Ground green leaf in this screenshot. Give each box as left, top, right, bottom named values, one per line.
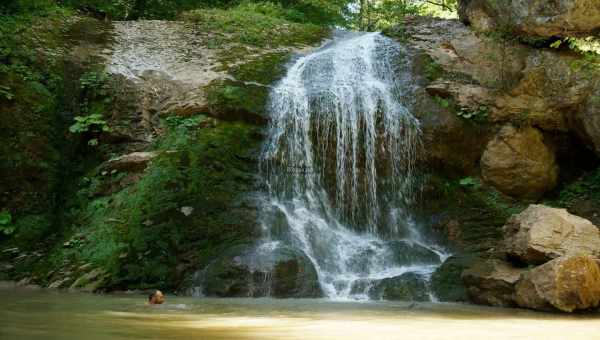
left=2, top=226, right=15, bottom=235
left=459, top=177, right=478, bottom=187
left=0, top=210, right=11, bottom=225
left=550, top=40, right=563, bottom=49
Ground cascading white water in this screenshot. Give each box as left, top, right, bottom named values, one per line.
left=261, top=31, right=447, bottom=300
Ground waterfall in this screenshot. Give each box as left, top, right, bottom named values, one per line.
left=260, top=31, right=447, bottom=300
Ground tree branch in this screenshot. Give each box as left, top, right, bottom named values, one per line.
left=423, top=0, right=453, bottom=11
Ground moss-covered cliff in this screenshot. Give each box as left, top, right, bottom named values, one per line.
left=0, top=5, right=329, bottom=292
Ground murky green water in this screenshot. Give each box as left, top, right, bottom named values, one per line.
left=1, top=284, right=600, bottom=340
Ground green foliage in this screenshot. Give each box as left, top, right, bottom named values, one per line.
left=165, top=115, right=207, bottom=130
left=182, top=6, right=326, bottom=49
left=14, top=215, right=53, bottom=244
left=433, top=96, right=450, bottom=108
left=0, top=85, right=14, bottom=100
left=555, top=168, right=600, bottom=208
left=459, top=177, right=479, bottom=188
left=352, top=0, right=457, bottom=31
left=69, top=114, right=111, bottom=134
left=0, top=211, right=16, bottom=235
left=417, top=0, right=457, bottom=18
left=457, top=105, right=488, bottom=122
left=60, top=120, right=261, bottom=288
left=550, top=36, right=600, bottom=76
left=0, top=0, right=57, bottom=15
left=424, top=56, right=444, bottom=82
left=433, top=96, right=488, bottom=123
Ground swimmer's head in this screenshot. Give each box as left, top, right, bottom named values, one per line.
left=148, top=290, right=165, bottom=305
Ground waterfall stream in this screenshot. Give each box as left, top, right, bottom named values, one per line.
left=261, top=31, right=447, bottom=300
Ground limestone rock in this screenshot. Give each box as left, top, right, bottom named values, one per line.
left=462, top=259, right=526, bottom=307
left=504, top=205, right=600, bottom=264
left=515, top=255, right=600, bottom=312
left=481, top=125, right=558, bottom=198
left=458, top=0, right=600, bottom=38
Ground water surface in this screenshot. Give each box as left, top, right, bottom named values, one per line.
left=2, top=285, right=599, bottom=340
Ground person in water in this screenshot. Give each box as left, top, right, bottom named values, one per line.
left=148, top=290, right=165, bottom=305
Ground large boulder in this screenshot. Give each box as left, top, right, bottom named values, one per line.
left=481, top=125, right=558, bottom=199
left=504, top=205, right=600, bottom=264
left=515, top=255, right=600, bottom=312
left=458, top=0, right=600, bottom=38
left=198, top=243, right=322, bottom=298
left=462, top=259, right=526, bottom=307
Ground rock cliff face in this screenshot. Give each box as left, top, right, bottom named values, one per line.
left=458, top=0, right=600, bottom=38
left=0, top=13, right=328, bottom=294
left=387, top=16, right=599, bottom=182
left=386, top=16, right=599, bottom=309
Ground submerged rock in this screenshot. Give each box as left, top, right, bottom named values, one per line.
left=200, top=244, right=321, bottom=298
left=458, top=0, right=600, bottom=38
left=481, top=125, right=558, bottom=199
left=503, top=205, right=600, bottom=265
left=515, top=255, right=600, bottom=312
left=462, top=259, right=526, bottom=307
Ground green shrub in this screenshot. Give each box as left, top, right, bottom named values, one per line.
left=69, top=113, right=111, bottom=134
left=14, top=215, right=53, bottom=244
left=0, top=211, right=16, bottom=236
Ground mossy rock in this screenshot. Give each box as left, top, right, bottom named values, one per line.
left=205, top=79, right=271, bottom=125
left=430, top=254, right=476, bottom=302
left=369, top=273, right=430, bottom=301
left=201, top=244, right=322, bottom=298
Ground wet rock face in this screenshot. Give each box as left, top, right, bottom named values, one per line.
left=481, top=125, right=558, bottom=199
left=199, top=244, right=322, bottom=298
left=503, top=205, right=600, bottom=264
left=458, top=0, right=600, bottom=38
left=515, top=255, right=600, bottom=312
left=462, top=259, right=526, bottom=307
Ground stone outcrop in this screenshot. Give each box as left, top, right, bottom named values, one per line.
left=462, top=259, right=526, bottom=307
left=458, top=0, right=600, bottom=38
left=463, top=205, right=600, bottom=312
left=104, top=151, right=158, bottom=172
left=515, top=255, right=600, bottom=312
left=481, top=125, right=558, bottom=198
left=503, top=205, right=600, bottom=264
